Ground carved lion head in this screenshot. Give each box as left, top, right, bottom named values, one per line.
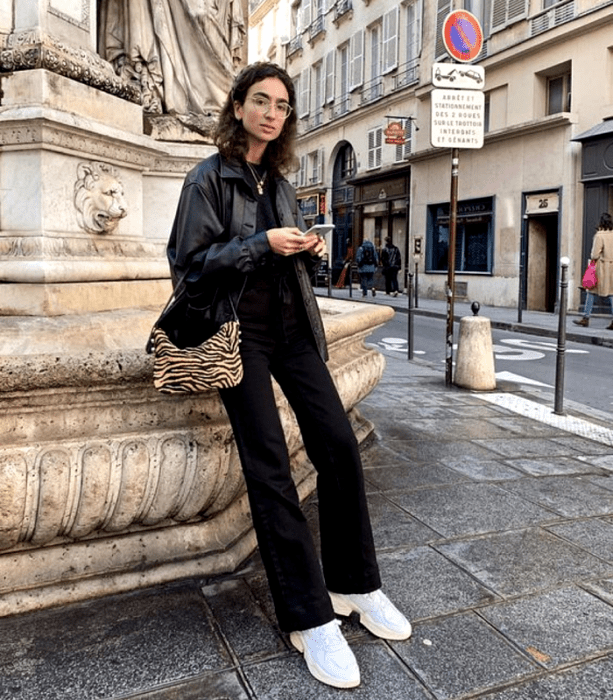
left=74, top=161, right=128, bottom=235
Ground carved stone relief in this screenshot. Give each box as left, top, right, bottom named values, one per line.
left=74, top=161, right=127, bottom=235
left=0, top=29, right=140, bottom=103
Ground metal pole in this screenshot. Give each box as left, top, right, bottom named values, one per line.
left=446, top=149, right=459, bottom=386
left=554, top=257, right=570, bottom=415
left=407, top=272, right=414, bottom=360
left=518, top=216, right=526, bottom=324
left=414, top=260, right=419, bottom=308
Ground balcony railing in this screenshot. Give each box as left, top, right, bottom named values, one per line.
left=287, top=34, right=302, bottom=57
left=530, top=0, right=575, bottom=36
left=300, top=109, right=325, bottom=133
left=331, top=95, right=351, bottom=119
left=334, top=0, right=352, bottom=22
left=360, top=77, right=384, bottom=105
left=393, top=59, right=419, bottom=91
left=308, top=14, right=325, bottom=42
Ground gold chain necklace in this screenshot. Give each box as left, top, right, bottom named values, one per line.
left=246, top=161, right=267, bottom=195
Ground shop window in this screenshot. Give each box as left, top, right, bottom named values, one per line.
left=426, top=198, right=493, bottom=273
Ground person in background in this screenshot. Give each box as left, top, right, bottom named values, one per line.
left=356, top=238, right=378, bottom=297
left=381, top=237, right=402, bottom=297
left=574, top=212, right=613, bottom=329
left=166, top=62, right=411, bottom=690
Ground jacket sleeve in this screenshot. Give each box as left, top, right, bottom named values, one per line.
left=590, top=232, right=604, bottom=262
left=167, top=178, right=270, bottom=288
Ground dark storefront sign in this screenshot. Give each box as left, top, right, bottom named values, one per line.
left=298, top=192, right=326, bottom=222
left=427, top=197, right=493, bottom=274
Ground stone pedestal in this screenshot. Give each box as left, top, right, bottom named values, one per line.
left=0, top=299, right=394, bottom=617
left=0, top=67, right=211, bottom=316
left=0, top=2, right=391, bottom=619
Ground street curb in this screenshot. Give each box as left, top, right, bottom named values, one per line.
left=316, top=291, right=613, bottom=349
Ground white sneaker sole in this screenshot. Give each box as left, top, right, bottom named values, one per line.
left=329, top=592, right=412, bottom=641
left=289, top=631, right=360, bottom=689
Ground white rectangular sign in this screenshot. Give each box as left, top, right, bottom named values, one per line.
left=431, top=89, right=484, bottom=149
left=433, top=63, right=485, bottom=90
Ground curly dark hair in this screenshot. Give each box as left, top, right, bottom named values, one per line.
left=214, top=62, right=299, bottom=176
left=598, top=212, right=613, bottom=230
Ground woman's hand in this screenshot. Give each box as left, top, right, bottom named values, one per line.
left=266, top=228, right=325, bottom=257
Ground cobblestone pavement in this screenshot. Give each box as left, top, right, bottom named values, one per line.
left=1, top=304, right=613, bottom=700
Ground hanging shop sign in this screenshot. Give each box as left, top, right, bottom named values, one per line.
left=384, top=121, right=406, bottom=145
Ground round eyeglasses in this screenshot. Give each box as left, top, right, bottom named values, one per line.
left=247, top=96, right=293, bottom=119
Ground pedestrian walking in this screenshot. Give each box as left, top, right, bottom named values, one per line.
left=574, top=212, right=613, bottom=329
left=166, top=62, right=411, bottom=690
left=381, top=237, right=402, bottom=296
left=356, top=238, right=378, bottom=297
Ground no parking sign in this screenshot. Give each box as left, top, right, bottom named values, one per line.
left=442, top=10, right=483, bottom=63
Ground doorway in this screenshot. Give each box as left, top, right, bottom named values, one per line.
left=525, top=214, right=559, bottom=312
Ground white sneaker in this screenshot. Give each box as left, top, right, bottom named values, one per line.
left=289, top=619, right=360, bottom=688
left=329, top=589, right=412, bottom=641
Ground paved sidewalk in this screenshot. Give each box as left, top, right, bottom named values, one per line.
left=1, top=308, right=613, bottom=699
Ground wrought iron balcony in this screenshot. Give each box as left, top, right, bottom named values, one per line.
left=308, top=14, right=326, bottom=42
left=331, top=95, right=351, bottom=119
left=287, top=34, right=303, bottom=57
left=360, top=77, right=384, bottom=105
left=334, top=0, right=352, bottom=22
left=393, top=59, right=419, bottom=91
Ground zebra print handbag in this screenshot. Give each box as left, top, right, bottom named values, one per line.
left=146, top=278, right=244, bottom=395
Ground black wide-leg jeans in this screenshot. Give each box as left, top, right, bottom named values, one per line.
left=219, top=319, right=381, bottom=633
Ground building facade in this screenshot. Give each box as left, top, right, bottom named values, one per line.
left=249, top=0, right=613, bottom=312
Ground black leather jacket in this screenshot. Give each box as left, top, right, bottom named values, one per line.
left=167, top=153, right=328, bottom=361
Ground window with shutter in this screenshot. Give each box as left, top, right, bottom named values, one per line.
left=435, top=0, right=452, bottom=60
left=370, top=23, right=381, bottom=82
left=383, top=7, right=399, bottom=73
left=300, top=69, right=310, bottom=117
left=406, top=0, right=422, bottom=63
left=491, top=0, right=527, bottom=33
left=349, top=30, right=364, bottom=91
left=317, top=147, right=324, bottom=183
left=368, top=128, right=382, bottom=169
left=302, top=0, right=312, bottom=29
left=394, top=120, right=413, bottom=163
left=325, top=51, right=335, bottom=104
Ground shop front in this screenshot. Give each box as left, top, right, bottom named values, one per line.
left=348, top=166, right=411, bottom=289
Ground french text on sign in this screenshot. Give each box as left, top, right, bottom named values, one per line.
left=431, top=89, right=485, bottom=149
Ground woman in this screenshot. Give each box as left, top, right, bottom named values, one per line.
left=574, top=212, right=613, bottom=329
left=166, top=62, right=411, bottom=689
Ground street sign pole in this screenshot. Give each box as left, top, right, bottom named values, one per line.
left=446, top=148, right=459, bottom=386
left=433, top=9, right=484, bottom=385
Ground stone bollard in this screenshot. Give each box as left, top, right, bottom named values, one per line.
left=454, top=302, right=496, bottom=391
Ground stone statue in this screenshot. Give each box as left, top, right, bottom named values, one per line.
left=98, top=0, right=245, bottom=140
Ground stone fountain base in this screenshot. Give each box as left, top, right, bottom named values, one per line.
left=0, top=297, right=393, bottom=617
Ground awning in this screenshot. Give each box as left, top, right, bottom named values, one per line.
left=572, top=117, right=613, bottom=142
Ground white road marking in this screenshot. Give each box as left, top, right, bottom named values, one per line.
left=480, top=393, right=613, bottom=446
left=495, top=371, right=552, bottom=388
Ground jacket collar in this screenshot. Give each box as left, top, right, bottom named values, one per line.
left=219, top=155, right=285, bottom=185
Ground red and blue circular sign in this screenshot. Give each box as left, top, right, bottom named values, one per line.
left=443, top=10, right=483, bottom=63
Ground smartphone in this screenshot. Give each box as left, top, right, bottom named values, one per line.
left=302, top=224, right=335, bottom=237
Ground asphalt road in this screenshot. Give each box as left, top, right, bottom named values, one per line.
left=366, top=313, right=613, bottom=415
